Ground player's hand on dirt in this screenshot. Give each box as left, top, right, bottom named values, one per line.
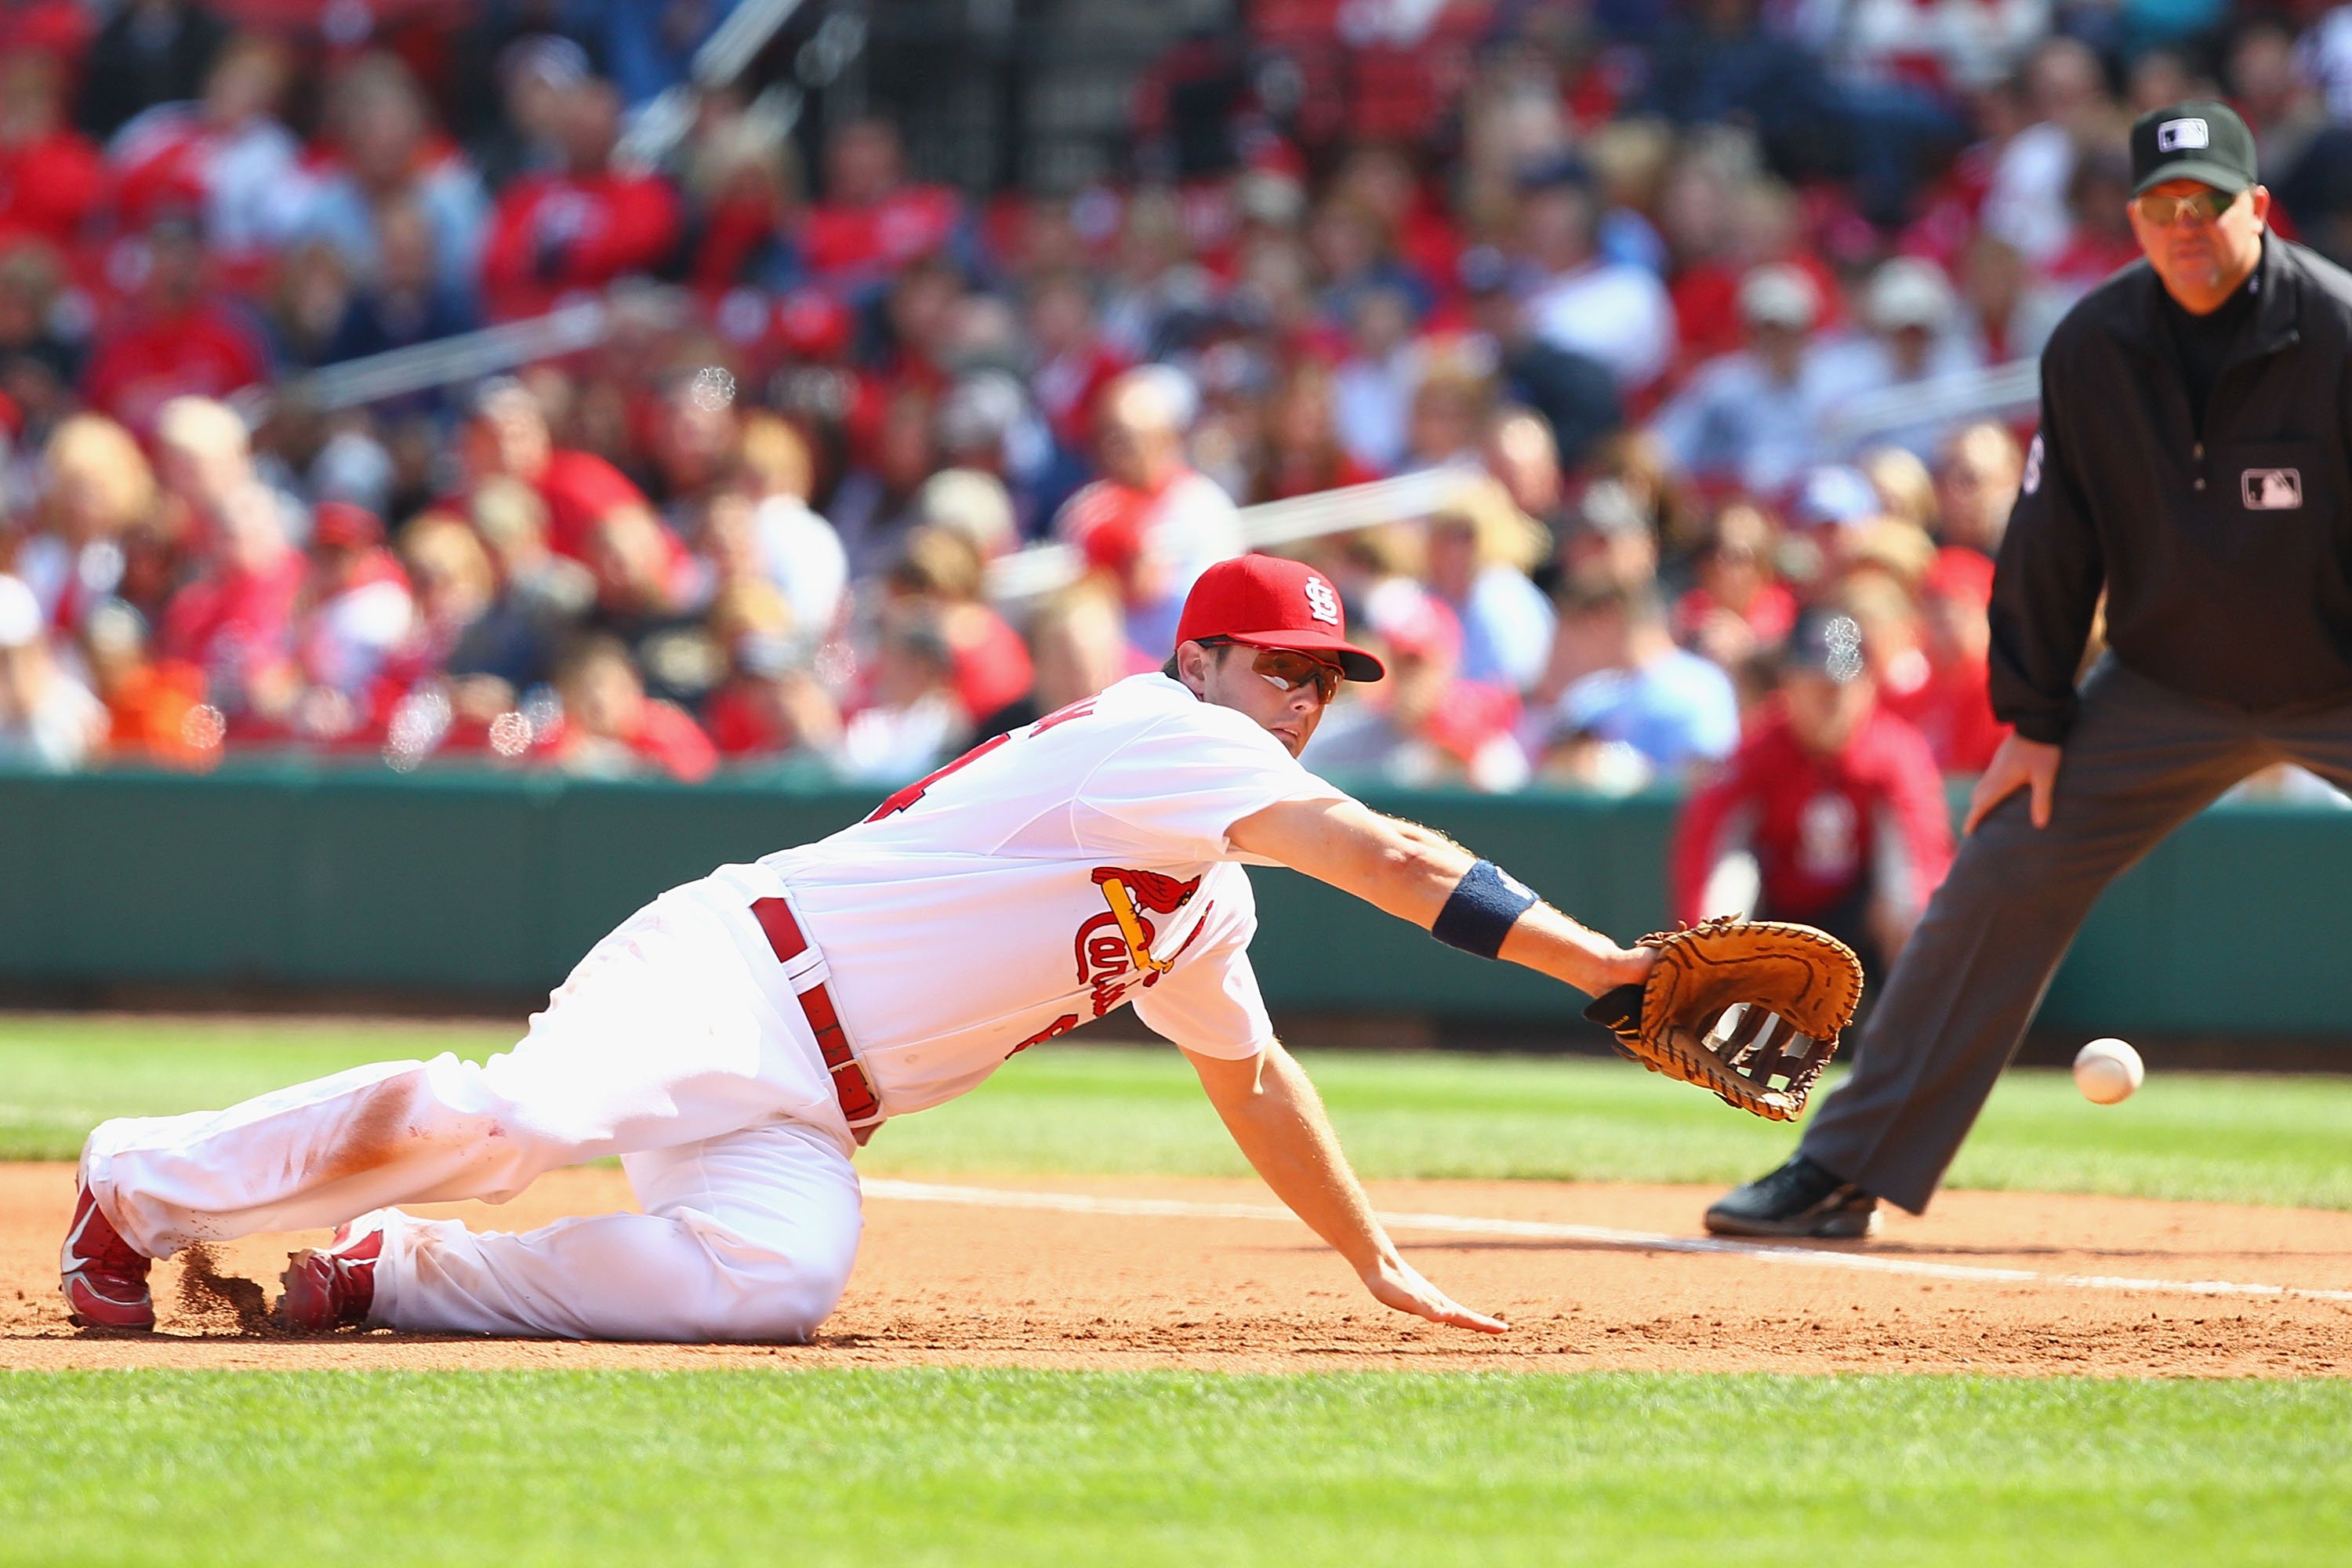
left=1361, top=1255, right=1508, bottom=1334
left=1964, top=734, right=2063, bottom=835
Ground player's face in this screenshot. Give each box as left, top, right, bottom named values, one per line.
left=1181, top=640, right=1341, bottom=756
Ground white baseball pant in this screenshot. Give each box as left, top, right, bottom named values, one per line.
left=81, top=892, right=865, bottom=1342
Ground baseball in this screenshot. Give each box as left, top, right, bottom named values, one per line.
left=2073, top=1037, right=2144, bottom=1105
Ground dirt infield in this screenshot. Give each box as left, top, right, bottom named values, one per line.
left=4, top=1162, right=2347, bottom=1376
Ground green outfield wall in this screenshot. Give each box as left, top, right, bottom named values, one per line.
left=3, top=763, right=2349, bottom=1036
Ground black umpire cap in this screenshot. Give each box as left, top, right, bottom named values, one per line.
left=2129, top=100, right=2259, bottom=196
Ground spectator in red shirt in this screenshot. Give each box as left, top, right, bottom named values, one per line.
left=880, top=524, right=1033, bottom=727
left=157, top=478, right=303, bottom=726
left=535, top=632, right=717, bottom=782
left=80, top=211, right=268, bottom=434
left=288, top=502, right=415, bottom=742
left=0, top=49, right=102, bottom=249
left=799, top=117, right=965, bottom=295
left=1025, top=270, right=1127, bottom=453
left=1877, top=546, right=2009, bottom=775
left=462, top=376, right=680, bottom=565
left=479, top=76, right=681, bottom=320
left=1673, top=610, right=1954, bottom=978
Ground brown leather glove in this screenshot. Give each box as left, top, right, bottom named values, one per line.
left=1582, top=917, right=1864, bottom=1121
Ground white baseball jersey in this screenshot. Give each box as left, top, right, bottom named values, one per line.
left=679, top=673, right=1353, bottom=1118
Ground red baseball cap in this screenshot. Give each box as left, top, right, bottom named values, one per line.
left=1174, top=554, right=1385, bottom=682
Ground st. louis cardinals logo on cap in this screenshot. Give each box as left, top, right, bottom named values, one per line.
left=2157, top=118, right=2209, bottom=151
left=1303, top=575, right=1341, bottom=626
left=2242, top=468, right=2303, bottom=510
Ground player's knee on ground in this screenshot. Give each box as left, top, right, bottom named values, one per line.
left=676, top=1223, right=858, bottom=1343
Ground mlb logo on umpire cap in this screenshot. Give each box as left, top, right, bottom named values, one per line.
left=2241, top=468, right=2303, bottom=510
left=2157, top=118, right=2209, bottom=151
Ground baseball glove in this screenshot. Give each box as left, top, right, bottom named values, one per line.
left=1581, top=917, right=1863, bottom=1121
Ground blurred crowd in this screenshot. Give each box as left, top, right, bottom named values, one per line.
left=3, top=0, right=2350, bottom=794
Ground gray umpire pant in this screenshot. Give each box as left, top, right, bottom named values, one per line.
left=1798, top=654, right=2352, bottom=1214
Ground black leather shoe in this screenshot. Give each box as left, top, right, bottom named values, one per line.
left=1704, top=1154, right=1879, bottom=1239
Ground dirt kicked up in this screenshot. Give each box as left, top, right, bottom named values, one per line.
left=4, top=1163, right=2348, bottom=1377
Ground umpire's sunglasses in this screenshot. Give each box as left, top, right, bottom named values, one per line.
left=2134, top=187, right=2242, bottom=226
left=1198, top=638, right=1345, bottom=703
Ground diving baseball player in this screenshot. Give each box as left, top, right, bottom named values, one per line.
left=64, top=554, right=1679, bottom=1342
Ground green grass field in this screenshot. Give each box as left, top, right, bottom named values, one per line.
left=7, top=1013, right=2349, bottom=1565
left=5, top=1014, right=2348, bottom=1207
left=3, top=1370, right=2348, bottom=1567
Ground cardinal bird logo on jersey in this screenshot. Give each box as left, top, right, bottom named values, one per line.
left=1072, top=867, right=1207, bottom=1018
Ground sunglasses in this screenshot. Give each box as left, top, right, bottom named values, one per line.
left=2134, top=187, right=2241, bottom=226
left=1200, top=638, right=1345, bottom=702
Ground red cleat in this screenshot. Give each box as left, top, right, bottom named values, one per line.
left=60, top=1181, right=155, bottom=1331
left=279, top=1221, right=385, bottom=1332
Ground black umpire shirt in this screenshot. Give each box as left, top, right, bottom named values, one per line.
left=1987, top=237, right=2352, bottom=742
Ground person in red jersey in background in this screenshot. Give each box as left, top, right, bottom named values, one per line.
left=799, top=117, right=966, bottom=295
left=479, top=76, right=680, bottom=320
left=80, top=210, right=267, bottom=434
left=0, top=48, right=102, bottom=250
left=1671, top=609, right=1953, bottom=982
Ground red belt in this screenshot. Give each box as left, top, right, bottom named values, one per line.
left=750, top=896, right=883, bottom=1146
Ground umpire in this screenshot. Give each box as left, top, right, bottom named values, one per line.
left=1707, top=100, right=2352, bottom=1237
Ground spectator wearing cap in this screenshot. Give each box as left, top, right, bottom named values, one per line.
left=1671, top=608, right=1953, bottom=983
left=1302, top=579, right=1529, bottom=793
left=1054, top=368, right=1243, bottom=662
left=0, top=570, right=105, bottom=770
left=535, top=632, right=717, bottom=783
left=1540, top=579, right=1739, bottom=780
left=480, top=76, right=681, bottom=321
left=1812, top=257, right=1984, bottom=465
left=1421, top=474, right=1555, bottom=695
left=296, top=53, right=492, bottom=314
left=1650, top=263, right=1844, bottom=495
left=1517, top=162, right=1678, bottom=395
left=79, top=210, right=269, bottom=434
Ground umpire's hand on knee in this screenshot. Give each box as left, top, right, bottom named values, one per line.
left=1964, top=735, right=2063, bottom=835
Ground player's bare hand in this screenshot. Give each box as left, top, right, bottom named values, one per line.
left=1361, top=1256, right=1509, bottom=1334
left=1964, top=734, right=2063, bottom=835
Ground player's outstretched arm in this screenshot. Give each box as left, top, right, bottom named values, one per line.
left=1226, top=796, right=1653, bottom=996
left=1184, top=1040, right=1506, bottom=1334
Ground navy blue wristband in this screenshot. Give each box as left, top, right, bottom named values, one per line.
left=1431, top=859, right=1540, bottom=959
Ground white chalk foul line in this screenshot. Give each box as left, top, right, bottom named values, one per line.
left=861, top=1178, right=2352, bottom=1306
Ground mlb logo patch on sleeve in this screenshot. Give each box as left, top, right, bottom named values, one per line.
left=2158, top=118, right=2209, bottom=151
left=2241, top=468, right=2303, bottom=510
